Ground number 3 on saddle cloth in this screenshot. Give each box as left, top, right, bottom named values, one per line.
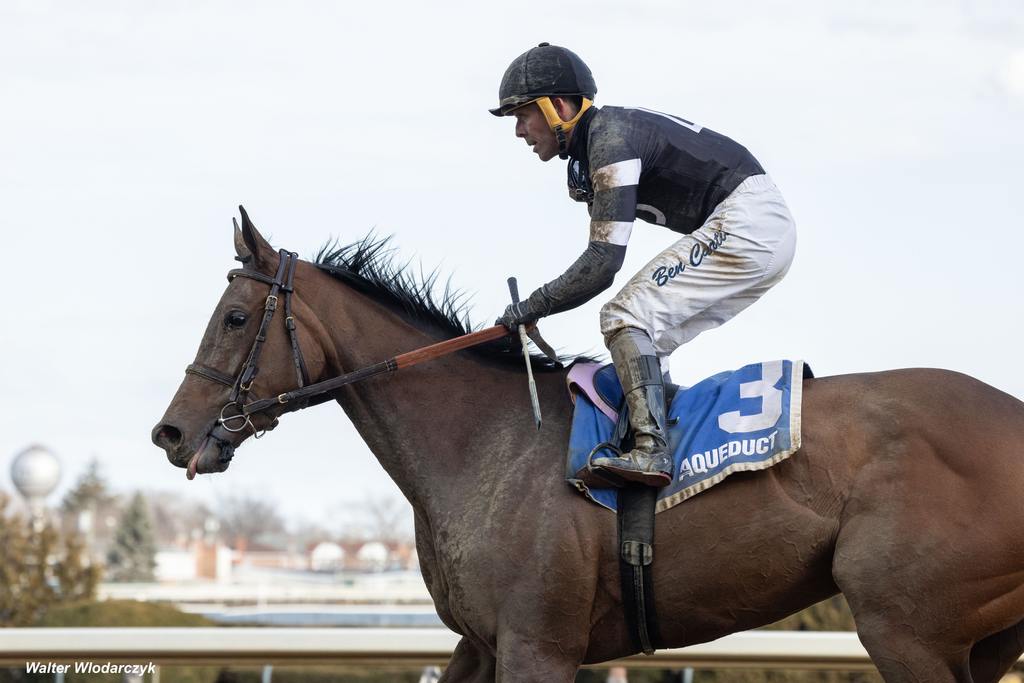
left=565, top=359, right=813, bottom=513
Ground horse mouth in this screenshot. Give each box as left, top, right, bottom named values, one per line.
left=186, top=434, right=235, bottom=480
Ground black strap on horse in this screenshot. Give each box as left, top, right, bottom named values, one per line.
left=618, top=483, right=662, bottom=655
left=607, top=395, right=664, bottom=656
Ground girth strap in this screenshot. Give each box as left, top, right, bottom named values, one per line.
left=618, top=483, right=662, bottom=655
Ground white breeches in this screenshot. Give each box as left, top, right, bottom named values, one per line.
left=600, top=174, right=796, bottom=359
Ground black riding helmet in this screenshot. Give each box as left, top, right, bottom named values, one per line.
left=489, top=42, right=597, bottom=117
left=490, top=43, right=597, bottom=159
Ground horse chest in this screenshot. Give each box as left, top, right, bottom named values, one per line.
left=416, top=525, right=500, bottom=635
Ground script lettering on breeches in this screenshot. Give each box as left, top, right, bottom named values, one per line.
left=650, top=230, right=729, bottom=287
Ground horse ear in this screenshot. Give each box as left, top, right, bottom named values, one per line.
left=233, top=217, right=253, bottom=265
left=234, top=205, right=275, bottom=268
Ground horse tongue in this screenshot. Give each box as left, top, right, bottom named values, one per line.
left=186, top=437, right=210, bottom=480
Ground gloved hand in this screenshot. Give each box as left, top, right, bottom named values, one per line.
left=496, top=300, right=539, bottom=330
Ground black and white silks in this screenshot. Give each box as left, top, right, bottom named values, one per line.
left=518, top=106, right=766, bottom=322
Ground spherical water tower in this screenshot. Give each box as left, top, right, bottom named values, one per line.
left=10, top=443, right=61, bottom=531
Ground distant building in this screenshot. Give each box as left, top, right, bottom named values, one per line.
left=154, top=540, right=232, bottom=582
left=232, top=537, right=307, bottom=571
left=334, top=540, right=418, bottom=572
left=356, top=541, right=389, bottom=572
left=310, top=542, right=345, bottom=572
left=150, top=535, right=419, bottom=581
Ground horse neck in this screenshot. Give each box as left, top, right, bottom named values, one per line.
left=297, top=265, right=522, bottom=510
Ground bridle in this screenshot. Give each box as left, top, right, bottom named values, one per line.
left=179, top=246, right=554, bottom=446
left=185, top=249, right=310, bottom=439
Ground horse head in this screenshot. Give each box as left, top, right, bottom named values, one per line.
left=151, top=207, right=331, bottom=479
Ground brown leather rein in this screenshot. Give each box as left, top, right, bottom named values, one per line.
left=184, top=248, right=514, bottom=438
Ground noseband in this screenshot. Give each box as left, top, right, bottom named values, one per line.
left=185, top=249, right=310, bottom=438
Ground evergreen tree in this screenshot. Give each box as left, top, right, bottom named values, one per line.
left=60, top=458, right=117, bottom=516
left=59, top=458, right=121, bottom=561
left=0, top=492, right=99, bottom=626
left=105, top=491, right=157, bottom=582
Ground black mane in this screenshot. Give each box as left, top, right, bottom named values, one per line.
left=313, top=235, right=593, bottom=371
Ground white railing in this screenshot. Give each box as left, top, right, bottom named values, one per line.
left=98, top=576, right=433, bottom=605
left=0, top=628, right=882, bottom=670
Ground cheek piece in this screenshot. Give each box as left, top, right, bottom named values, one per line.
left=535, top=96, right=593, bottom=160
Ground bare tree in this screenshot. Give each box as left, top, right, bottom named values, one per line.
left=216, top=493, right=287, bottom=550
left=331, top=495, right=413, bottom=544
left=288, top=518, right=334, bottom=551
left=143, top=489, right=214, bottom=547
left=363, top=495, right=413, bottom=544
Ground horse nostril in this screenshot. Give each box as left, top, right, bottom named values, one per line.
left=153, top=424, right=183, bottom=449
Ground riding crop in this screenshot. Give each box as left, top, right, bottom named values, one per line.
left=507, top=277, right=543, bottom=429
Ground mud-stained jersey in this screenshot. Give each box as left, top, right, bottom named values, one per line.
left=511, top=104, right=766, bottom=322
left=568, top=106, right=765, bottom=238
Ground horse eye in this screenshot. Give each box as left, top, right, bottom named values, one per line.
left=224, top=310, right=248, bottom=328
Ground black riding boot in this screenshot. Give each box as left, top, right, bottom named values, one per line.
left=590, top=330, right=673, bottom=488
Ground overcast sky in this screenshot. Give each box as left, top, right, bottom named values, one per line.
left=1, top=0, right=1022, bottom=528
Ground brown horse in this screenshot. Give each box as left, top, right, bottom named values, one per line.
left=153, top=210, right=1024, bottom=682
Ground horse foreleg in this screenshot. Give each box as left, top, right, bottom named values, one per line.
left=969, top=619, right=1024, bottom=683
left=494, top=635, right=582, bottom=683
left=438, top=633, right=581, bottom=683
left=853, top=623, right=972, bottom=683
left=440, top=637, right=496, bottom=683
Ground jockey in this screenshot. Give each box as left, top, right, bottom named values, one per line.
left=493, top=43, right=796, bottom=488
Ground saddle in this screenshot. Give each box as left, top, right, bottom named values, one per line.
left=567, top=361, right=680, bottom=424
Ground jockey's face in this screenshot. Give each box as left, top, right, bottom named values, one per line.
left=513, top=98, right=577, bottom=162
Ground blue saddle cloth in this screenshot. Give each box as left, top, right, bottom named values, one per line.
left=566, top=359, right=806, bottom=513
